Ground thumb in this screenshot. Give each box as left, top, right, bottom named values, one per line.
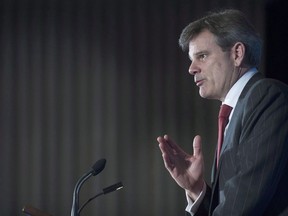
left=193, top=135, right=202, bottom=157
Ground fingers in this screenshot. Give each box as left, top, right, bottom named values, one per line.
left=157, top=135, right=174, bottom=170
left=162, top=135, right=186, bottom=154
left=193, top=135, right=202, bottom=157
left=157, top=135, right=172, bottom=150
left=158, top=135, right=201, bottom=158
left=157, top=135, right=174, bottom=157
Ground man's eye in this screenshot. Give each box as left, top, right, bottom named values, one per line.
left=199, top=54, right=207, bottom=60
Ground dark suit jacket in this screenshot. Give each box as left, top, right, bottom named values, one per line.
left=187, top=73, right=288, bottom=216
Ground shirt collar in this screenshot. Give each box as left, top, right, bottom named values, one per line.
left=223, top=68, right=258, bottom=109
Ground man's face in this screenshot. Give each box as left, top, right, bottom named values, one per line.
left=188, top=30, right=237, bottom=101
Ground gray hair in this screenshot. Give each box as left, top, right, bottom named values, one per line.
left=179, top=9, right=262, bottom=67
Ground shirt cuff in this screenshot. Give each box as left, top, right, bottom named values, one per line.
left=185, top=183, right=207, bottom=216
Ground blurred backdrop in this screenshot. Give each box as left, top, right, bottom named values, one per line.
left=0, top=0, right=285, bottom=215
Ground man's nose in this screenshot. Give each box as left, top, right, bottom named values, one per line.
left=188, top=62, right=200, bottom=75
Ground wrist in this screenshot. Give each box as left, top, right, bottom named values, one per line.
left=186, top=180, right=205, bottom=201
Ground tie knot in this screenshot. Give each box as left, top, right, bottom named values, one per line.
left=219, top=104, right=233, bottom=118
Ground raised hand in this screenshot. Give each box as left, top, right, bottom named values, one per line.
left=157, top=135, right=205, bottom=200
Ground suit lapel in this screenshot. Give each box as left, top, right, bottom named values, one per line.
left=218, top=72, right=264, bottom=167
left=209, top=72, right=264, bottom=213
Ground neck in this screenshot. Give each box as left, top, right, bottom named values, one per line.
left=219, top=66, right=252, bottom=102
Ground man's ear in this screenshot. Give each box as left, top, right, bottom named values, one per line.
left=232, top=42, right=245, bottom=67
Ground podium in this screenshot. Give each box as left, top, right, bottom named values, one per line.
left=22, top=205, right=53, bottom=216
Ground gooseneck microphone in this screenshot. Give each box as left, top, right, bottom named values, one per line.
left=71, top=159, right=106, bottom=216
left=78, top=181, right=124, bottom=214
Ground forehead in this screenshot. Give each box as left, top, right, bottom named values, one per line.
left=188, top=30, right=219, bottom=56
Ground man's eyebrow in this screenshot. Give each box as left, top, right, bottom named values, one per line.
left=194, top=50, right=208, bottom=56
left=189, top=50, right=208, bottom=60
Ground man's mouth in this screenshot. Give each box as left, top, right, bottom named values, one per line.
left=195, top=79, right=204, bottom=86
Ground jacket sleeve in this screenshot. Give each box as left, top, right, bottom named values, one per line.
left=185, top=185, right=212, bottom=216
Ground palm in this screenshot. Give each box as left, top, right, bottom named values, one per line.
left=158, top=135, right=204, bottom=194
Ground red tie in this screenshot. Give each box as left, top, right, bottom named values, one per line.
left=216, top=104, right=233, bottom=168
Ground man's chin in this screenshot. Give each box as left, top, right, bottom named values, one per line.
left=199, top=90, right=217, bottom=100
left=199, top=90, right=208, bottom=98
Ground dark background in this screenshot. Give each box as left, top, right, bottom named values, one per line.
left=0, top=0, right=286, bottom=215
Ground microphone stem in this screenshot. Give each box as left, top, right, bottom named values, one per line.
left=77, top=182, right=123, bottom=214
left=78, top=192, right=104, bottom=214
left=71, top=172, right=93, bottom=216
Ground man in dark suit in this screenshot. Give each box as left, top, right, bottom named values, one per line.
left=157, top=9, right=288, bottom=215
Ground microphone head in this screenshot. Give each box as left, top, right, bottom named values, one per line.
left=91, top=158, right=106, bottom=176
left=103, top=181, right=124, bottom=194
